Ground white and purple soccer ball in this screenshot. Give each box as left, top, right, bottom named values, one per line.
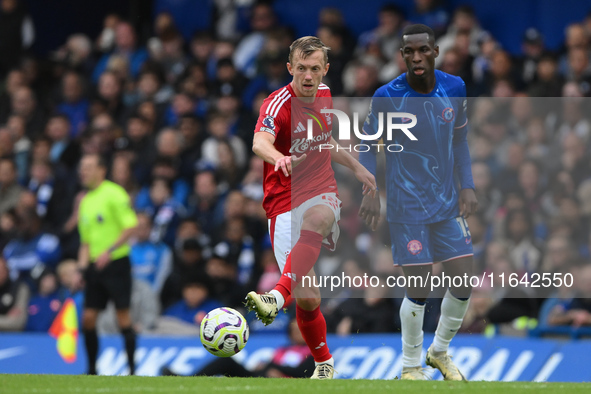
left=200, top=307, right=249, bottom=357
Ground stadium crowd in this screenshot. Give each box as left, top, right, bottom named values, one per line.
left=1, top=0, right=591, bottom=338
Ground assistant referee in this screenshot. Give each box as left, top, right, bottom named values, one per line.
left=77, top=154, right=139, bottom=375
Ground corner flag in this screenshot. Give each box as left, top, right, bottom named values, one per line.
left=49, top=298, right=79, bottom=363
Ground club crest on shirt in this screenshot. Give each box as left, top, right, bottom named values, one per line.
left=407, top=240, right=423, bottom=255
left=442, top=107, right=455, bottom=123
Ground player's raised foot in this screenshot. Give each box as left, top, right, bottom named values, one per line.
left=400, top=366, right=430, bottom=380
left=311, top=363, right=336, bottom=379
left=244, top=291, right=278, bottom=325
left=426, top=346, right=466, bottom=381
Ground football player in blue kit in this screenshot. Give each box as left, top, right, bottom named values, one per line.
left=359, top=24, right=478, bottom=381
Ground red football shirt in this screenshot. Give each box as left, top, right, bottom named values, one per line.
left=254, top=82, right=338, bottom=218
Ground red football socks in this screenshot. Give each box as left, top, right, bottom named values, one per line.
left=296, top=304, right=331, bottom=363
left=274, top=230, right=323, bottom=300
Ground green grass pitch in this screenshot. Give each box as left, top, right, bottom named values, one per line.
left=2, top=375, right=591, bottom=394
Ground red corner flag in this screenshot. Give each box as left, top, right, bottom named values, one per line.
left=49, top=298, right=79, bottom=363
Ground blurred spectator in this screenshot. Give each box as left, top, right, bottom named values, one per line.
left=517, top=159, right=544, bottom=213
left=10, top=86, right=45, bottom=138
left=471, top=31, right=499, bottom=87
left=189, top=30, right=215, bottom=65
left=0, top=209, right=17, bottom=250
left=518, top=28, right=545, bottom=85
left=96, top=71, right=125, bottom=123
left=130, top=212, right=173, bottom=295
left=541, top=235, right=578, bottom=276
left=188, top=170, right=226, bottom=235
left=24, top=269, right=61, bottom=331
left=357, top=4, right=406, bottom=61
left=135, top=156, right=190, bottom=210
left=0, top=69, right=25, bottom=122
left=503, top=208, right=542, bottom=274
left=157, top=28, right=189, bottom=85
left=0, top=126, right=14, bottom=161
left=436, top=6, right=483, bottom=68
left=160, top=238, right=205, bottom=309
left=548, top=264, right=591, bottom=328
left=205, top=254, right=243, bottom=307
left=201, top=112, right=247, bottom=169
left=121, top=112, right=157, bottom=185
left=0, top=256, right=29, bottom=331
left=213, top=217, right=257, bottom=288
left=110, top=154, right=139, bottom=201
left=6, top=114, right=30, bottom=182
left=45, top=114, right=76, bottom=166
left=233, top=3, right=277, bottom=78
left=178, top=114, right=204, bottom=182
left=0, top=158, right=23, bottom=214
left=317, top=24, right=351, bottom=95
left=132, top=68, right=173, bottom=106
left=92, top=21, right=148, bottom=82
left=472, top=161, right=503, bottom=222
left=141, top=177, right=187, bottom=247
left=528, top=53, right=564, bottom=97
left=27, top=158, right=75, bottom=231
left=95, top=14, right=121, bottom=54
left=173, top=218, right=212, bottom=259
left=162, top=276, right=221, bottom=326
left=212, top=58, right=248, bottom=98
left=56, top=259, right=83, bottom=324
left=52, top=34, right=93, bottom=75
left=3, top=208, right=61, bottom=289
left=408, top=0, right=449, bottom=38
left=56, top=71, right=90, bottom=138
left=0, top=0, right=34, bottom=78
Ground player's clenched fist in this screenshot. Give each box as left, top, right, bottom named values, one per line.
left=274, top=154, right=307, bottom=176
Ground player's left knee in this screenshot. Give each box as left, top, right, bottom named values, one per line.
left=296, top=296, right=321, bottom=311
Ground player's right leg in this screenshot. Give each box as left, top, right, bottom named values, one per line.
left=246, top=205, right=333, bottom=323
left=245, top=211, right=291, bottom=324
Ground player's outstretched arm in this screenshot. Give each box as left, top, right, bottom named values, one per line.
left=253, top=132, right=306, bottom=177
left=328, top=137, right=377, bottom=196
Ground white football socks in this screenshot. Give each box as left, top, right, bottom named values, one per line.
left=269, top=289, right=285, bottom=310
left=400, top=297, right=426, bottom=368
left=315, top=356, right=334, bottom=367
left=432, top=289, right=470, bottom=353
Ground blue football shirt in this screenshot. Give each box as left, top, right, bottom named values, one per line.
left=361, top=69, right=472, bottom=224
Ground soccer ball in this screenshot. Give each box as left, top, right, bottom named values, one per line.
left=200, top=307, right=249, bottom=357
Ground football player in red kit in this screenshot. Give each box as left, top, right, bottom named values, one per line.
left=246, top=36, right=376, bottom=379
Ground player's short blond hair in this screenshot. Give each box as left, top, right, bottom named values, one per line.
left=289, top=36, right=330, bottom=65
